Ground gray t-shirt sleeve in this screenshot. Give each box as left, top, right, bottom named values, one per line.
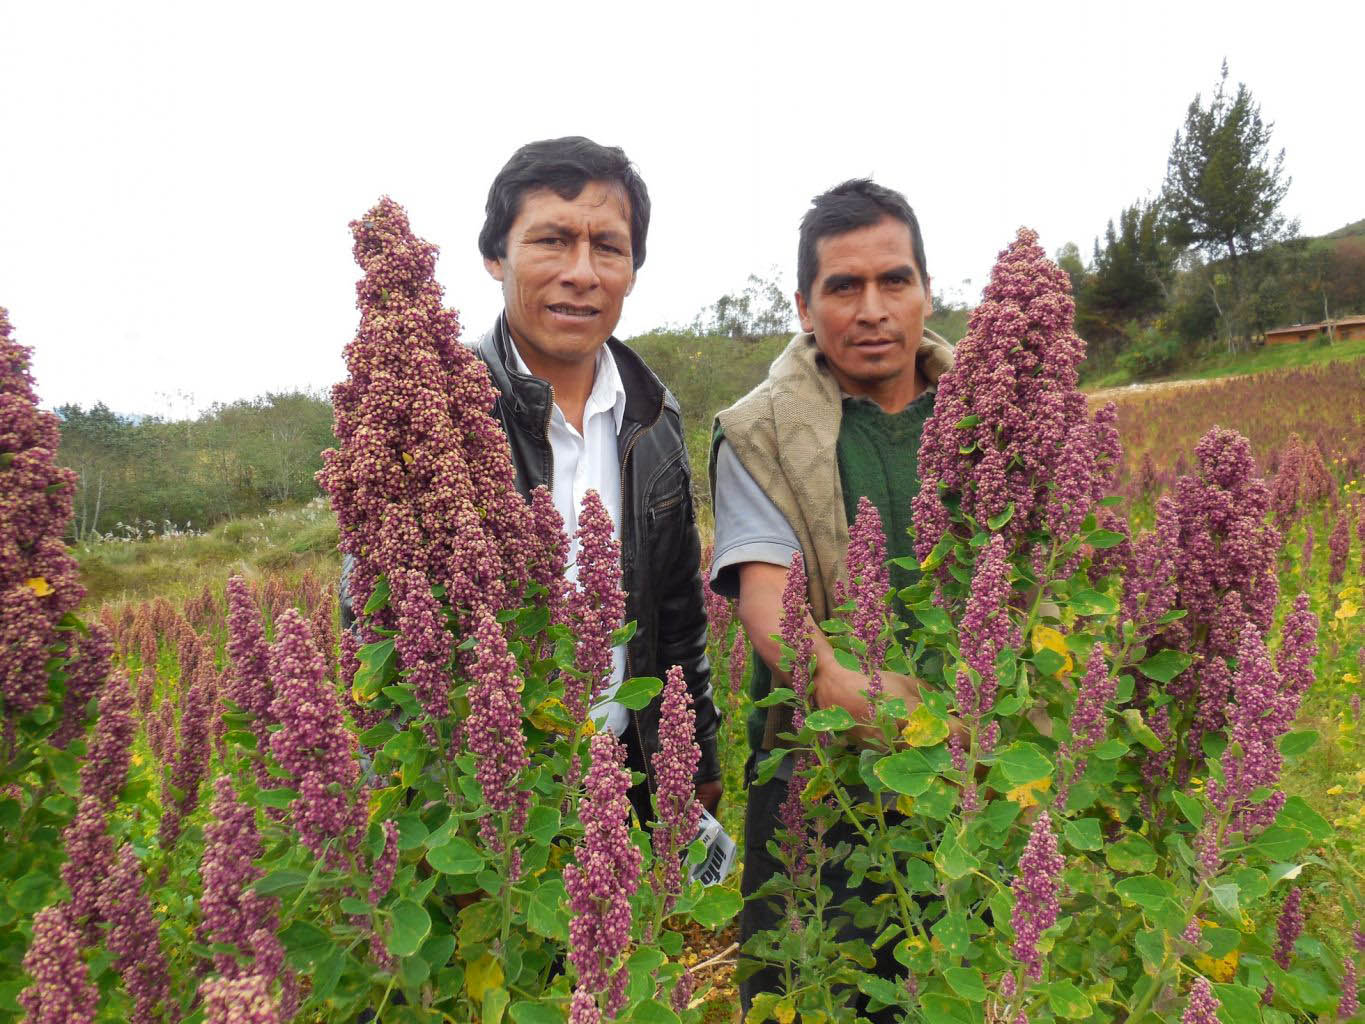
left=710, top=439, right=801, bottom=598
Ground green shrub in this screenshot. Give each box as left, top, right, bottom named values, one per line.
left=1116, top=324, right=1184, bottom=378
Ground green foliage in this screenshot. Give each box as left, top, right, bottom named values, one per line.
left=1162, top=61, right=1292, bottom=270
left=1086, top=201, right=1177, bottom=335
left=626, top=331, right=788, bottom=494
left=687, top=271, right=795, bottom=342
left=1115, top=324, right=1183, bottom=378
left=1162, top=61, right=1295, bottom=348
left=741, top=478, right=1358, bottom=1021
left=926, top=296, right=971, bottom=346
left=74, top=499, right=340, bottom=607
left=56, top=390, right=335, bottom=540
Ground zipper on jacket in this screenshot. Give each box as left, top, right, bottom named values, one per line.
left=621, top=401, right=665, bottom=802
left=647, top=491, right=684, bottom=521
left=541, top=381, right=555, bottom=488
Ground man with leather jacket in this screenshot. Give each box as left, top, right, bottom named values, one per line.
left=341, top=136, right=721, bottom=822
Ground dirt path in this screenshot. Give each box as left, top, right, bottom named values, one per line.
left=1086, top=372, right=1249, bottom=404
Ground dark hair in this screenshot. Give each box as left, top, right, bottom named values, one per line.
left=796, top=178, right=927, bottom=299
left=478, top=136, right=651, bottom=271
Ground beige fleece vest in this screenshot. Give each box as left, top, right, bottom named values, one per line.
left=711, top=329, right=955, bottom=623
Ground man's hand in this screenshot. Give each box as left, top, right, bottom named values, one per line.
left=694, top=779, right=723, bottom=814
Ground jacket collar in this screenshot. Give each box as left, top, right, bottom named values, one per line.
left=475, top=312, right=670, bottom=434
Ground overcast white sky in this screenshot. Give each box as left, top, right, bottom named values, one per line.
left=2, top=1, right=1361, bottom=417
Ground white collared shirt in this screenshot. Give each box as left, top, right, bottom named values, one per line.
left=509, top=340, right=630, bottom=736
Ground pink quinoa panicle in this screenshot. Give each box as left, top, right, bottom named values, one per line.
left=268, top=608, right=366, bottom=860
left=0, top=306, right=84, bottom=721
left=1339, top=956, right=1359, bottom=1019
left=671, top=968, right=696, bottom=1014
left=1208, top=605, right=1318, bottom=838
left=1120, top=495, right=1180, bottom=644
left=1269, top=433, right=1334, bottom=532
left=566, top=489, right=627, bottom=715
left=955, top=534, right=1018, bottom=720
left=728, top=627, right=747, bottom=696
left=200, top=776, right=278, bottom=978
left=526, top=484, right=572, bottom=619
left=159, top=660, right=216, bottom=852
left=1181, top=978, right=1221, bottom=1024
left=1273, top=887, right=1305, bottom=969
left=565, top=731, right=642, bottom=1019
left=650, top=665, right=702, bottom=910
left=389, top=566, right=455, bottom=722
left=834, top=496, right=890, bottom=698
left=1147, top=427, right=1281, bottom=767
left=51, top=622, right=114, bottom=749
left=1056, top=642, right=1116, bottom=808
left=98, top=845, right=170, bottom=1024
left=780, top=552, right=815, bottom=701
left=201, top=974, right=281, bottom=1024
left=19, top=903, right=99, bottom=1024
left=1328, top=503, right=1351, bottom=586
left=370, top=820, right=399, bottom=906
left=701, top=542, right=733, bottom=646
left=1356, top=495, right=1365, bottom=576
left=777, top=752, right=812, bottom=875
left=79, top=669, right=136, bottom=810
left=911, top=230, right=1120, bottom=565
left=1010, top=811, right=1064, bottom=982
left=318, top=198, right=536, bottom=660
left=465, top=609, right=532, bottom=854
left=60, top=795, right=115, bottom=936
left=224, top=576, right=273, bottom=724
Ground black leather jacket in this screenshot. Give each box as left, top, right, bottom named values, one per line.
left=342, top=315, right=721, bottom=787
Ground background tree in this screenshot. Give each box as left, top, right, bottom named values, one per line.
left=54, top=390, right=335, bottom=538
left=1089, top=201, right=1175, bottom=326
left=689, top=270, right=795, bottom=341
left=1162, top=61, right=1294, bottom=348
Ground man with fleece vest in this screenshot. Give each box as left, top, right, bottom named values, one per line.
left=708, top=178, right=955, bottom=1019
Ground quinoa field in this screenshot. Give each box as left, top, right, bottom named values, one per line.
left=2, top=207, right=1363, bottom=1023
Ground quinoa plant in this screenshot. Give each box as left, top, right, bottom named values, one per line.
left=743, top=231, right=1359, bottom=1023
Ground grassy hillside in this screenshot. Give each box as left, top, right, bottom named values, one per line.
left=1324, top=217, right=1365, bottom=239
left=76, top=497, right=340, bottom=608
left=1083, top=334, right=1365, bottom=390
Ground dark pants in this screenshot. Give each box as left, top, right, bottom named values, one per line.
left=739, top=756, right=903, bottom=1024
left=620, top=720, right=654, bottom=829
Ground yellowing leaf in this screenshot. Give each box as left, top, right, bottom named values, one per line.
left=1031, top=625, right=1073, bottom=676
left=901, top=704, right=950, bottom=747
left=529, top=697, right=573, bottom=734
left=369, top=785, right=399, bottom=823
left=896, top=794, right=917, bottom=816
left=1193, top=949, right=1239, bottom=982
left=774, top=997, right=796, bottom=1024
left=25, top=577, right=53, bottom=597
left=1336, top=600, right=1359, bottom=620
left=802, top=775, right=832, bottom=802
left=352, top=682, right=375, bottom=705
left=1007, top=776, right=1052, bottom=809
left=465, top=952, right=503, bottom=1002
left=401, top=451, right=414, bottom=465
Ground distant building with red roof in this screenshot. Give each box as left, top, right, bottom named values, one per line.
left=1264, top=315, right=1365, bottom=344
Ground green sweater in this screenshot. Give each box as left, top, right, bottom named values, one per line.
left=741, top=391, right=935, bottom=754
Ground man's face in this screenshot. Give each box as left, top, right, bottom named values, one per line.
left=485, top=181, right=635, bottom=371
left=795, top=217, right=931, bottom=402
